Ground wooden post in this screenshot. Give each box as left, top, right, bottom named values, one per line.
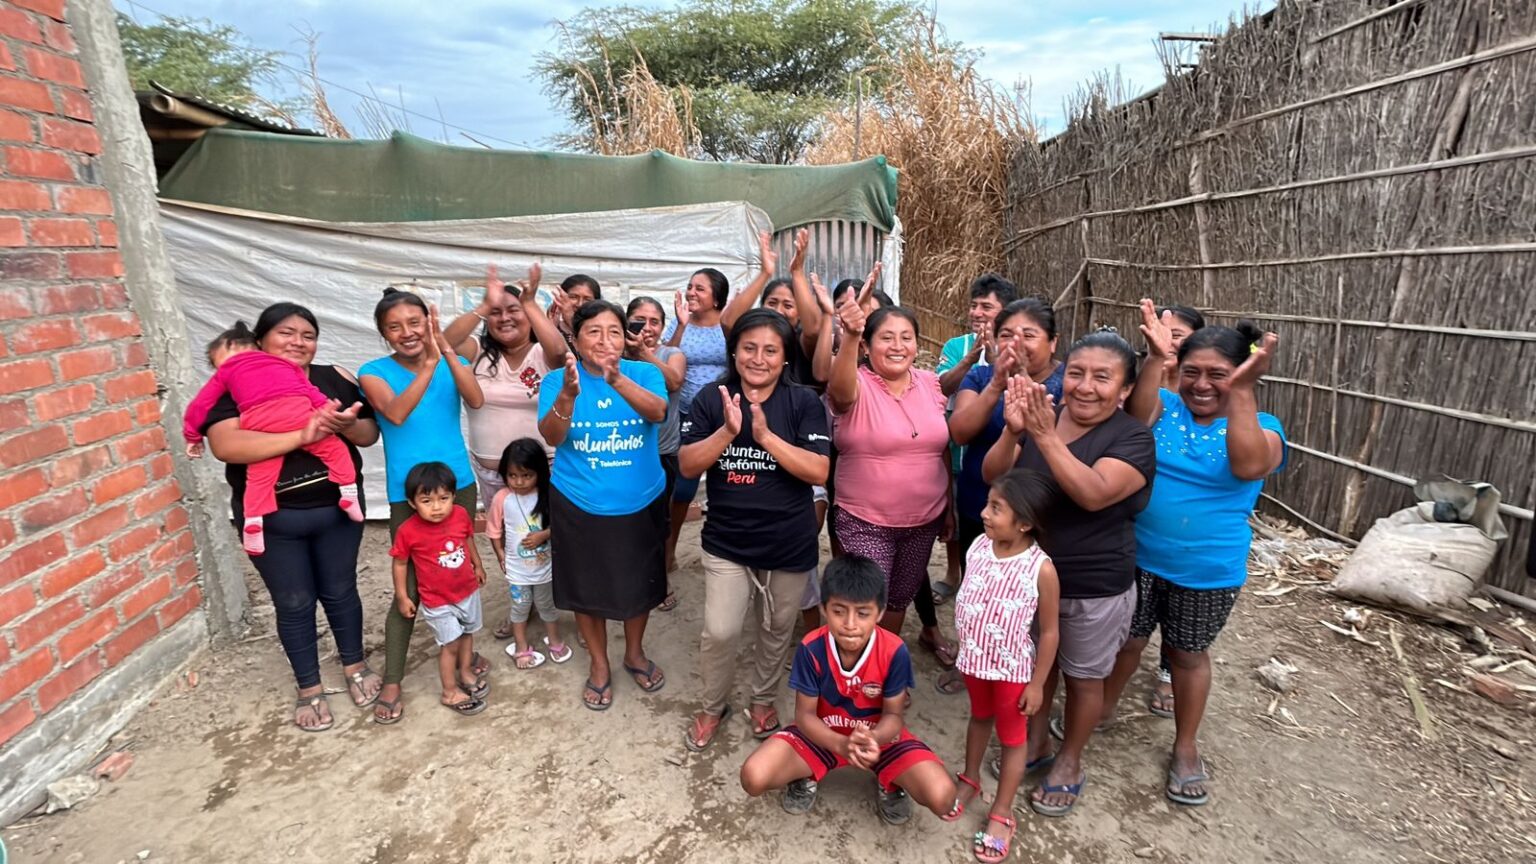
left=1189, top=148, right=1216, bottom=308
left=1329, top=275, right=1343, bottom=454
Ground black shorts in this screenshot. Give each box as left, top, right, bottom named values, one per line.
left=1128, top=568, right=1239, bottom=653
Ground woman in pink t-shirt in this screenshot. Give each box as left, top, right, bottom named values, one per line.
left=826, top=270, right=953, bottom=646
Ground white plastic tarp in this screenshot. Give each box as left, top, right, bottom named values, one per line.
left=159, top=199, right=775, bottom=514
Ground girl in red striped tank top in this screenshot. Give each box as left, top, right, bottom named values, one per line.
left=941, top=469, right=1059, bottom=863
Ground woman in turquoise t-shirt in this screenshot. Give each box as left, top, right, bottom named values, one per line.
left=358, top=288, right=485, bottom=725
left=1105, top=300, right=1286, bottom=807
left=539, top=300, right=669, bottom=711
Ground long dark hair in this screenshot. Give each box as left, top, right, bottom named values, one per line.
left=253, top=302, right=318, bottom=343
left=497, top=438, right=550, bottom=524
left=724, top=308, right=795, bottom=388
left=995, top=298, right=1057, bottom=341
left=693, top=268, right=729, bottom=310
left=1178, top=320, right=1263, bottom=367
left=373, top=287, right=428, bottom=333
left=1067, top=328, right=1138, bottom=384
left=861, top=305, right=919, bottom=345
left=476, top=294, right=537, bottom=379
left=206, top=321, right=256, bottom=367
left=1160, top=305, right=1206, bottom=332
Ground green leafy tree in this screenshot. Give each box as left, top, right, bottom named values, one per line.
left=116, top=13, right=287, bottom=111
left=538, top=0, right=923, bottom=163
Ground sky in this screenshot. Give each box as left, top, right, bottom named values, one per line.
left=114, top=0, right=1273, bottom=151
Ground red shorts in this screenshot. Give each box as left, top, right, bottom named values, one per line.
left=774, top=725, right=940, bottom=792
left=963, top=675, right=1030, bottom=748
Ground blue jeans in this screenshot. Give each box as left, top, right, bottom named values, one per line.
left=249, top=505, right=366, bottom=689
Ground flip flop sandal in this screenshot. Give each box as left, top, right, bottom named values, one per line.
left=543, top=637, right=574, bottom=663
left=931, top=581, right=958, bottom=606
left=294, top=692, right=334, bottom=733
left=1030, top=773, right=1086, bottom=818
left=623, top=660, right=666, bottom=693
left=1049, top=714, right=1107, bottom=741
left=345, top=665, right=382, bottom=708
left=935, top=669, right=967, bottom=696
left=470, top=652, right=490, bottom=678
left=746, top=704, right=781, bottom=739
left=508, top=647, right=547, bottom=669
left=988, top=751, right=1055, bottom=780
left=941, top=773, right=983, bottom=822
left=972, top=813, right=1016, bottom=864
left=1149, top=687, right=1176, bottom=719
left=493, top=621, right=517, bottom=640
left=460, top=676, right=491, bottom=700
left=1166, top=760, right=1211, bottom=806
left=442, top=695, right=488, bottom=716
left=685, top=705, right=730, bottom=752
left=582, top=679, right=613, bottom=712
left=372, top=695, right=404, bottom=725
left=657, top=592, right=679, bottom=612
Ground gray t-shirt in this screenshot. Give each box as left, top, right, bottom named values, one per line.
left=654, top=345, right=684, bottom=454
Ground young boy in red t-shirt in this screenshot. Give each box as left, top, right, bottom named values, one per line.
left=389, top=461, right=489, bottom=716
left=739, top=556, right=956, bottom=824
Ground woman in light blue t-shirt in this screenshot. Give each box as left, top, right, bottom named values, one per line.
left=1105, top=300, right=1286, bottom=808
left=357, top=288, right=484, bottom=725
left=539, top=300, right=669, bottom=711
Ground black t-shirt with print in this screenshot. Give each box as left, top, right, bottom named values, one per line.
left=1016, top=408, right=1156, bottom=599
left=200, top=364, right=374, bottom=522
left=683, top=380, right=830, bottom=572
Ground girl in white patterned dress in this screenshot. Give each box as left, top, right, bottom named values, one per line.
left=941, top=468, right=1059, bottom=863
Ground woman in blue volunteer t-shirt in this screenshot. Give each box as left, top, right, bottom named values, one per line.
left=1104, top=300, right=1287, bottom=808
left=358, top=288, right=484, bottom=725
left=538, top=300, right=670, bottom=711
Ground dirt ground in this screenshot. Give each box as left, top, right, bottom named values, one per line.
left=5, top=520, right=1535, bottom=864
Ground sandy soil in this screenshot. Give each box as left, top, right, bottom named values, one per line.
left=5, top=521, right=1534, bottom=864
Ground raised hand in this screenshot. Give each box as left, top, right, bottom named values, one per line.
left=987, top=345, right=1019, bottom=393
left=747, top=398, right=771, bottom=443
left=484, top=264, right=508, bottom=307
left=757, top=230, right=779, bottom=275
left=674, top=288, right=688, bottom=324
left=1231, top=331, right=1278, bottom=390
left=426, top=304, right=451, bottom=360
left=600, top=351, right=622, bottom=384
left=1019, top=380, right=1057, bottom=439
left=1002, top=376, right=1028, bottom=435
left=857, top=261, right=882, bottom=310
left=560, top=352, right=581, bottom=399
left=720, top=385, right=743, bottom=436
left=790, top=227, right=809, bottom=271
left=810, top=272, right=834, bottom=315
left=526, top=262, right=542, bottom=296
left=835, top=280, right=867, bottom=337
left=1138, top=298, right=1177, bottom=362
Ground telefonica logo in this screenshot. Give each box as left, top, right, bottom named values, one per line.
left=596, top=398, right=613, bottom=409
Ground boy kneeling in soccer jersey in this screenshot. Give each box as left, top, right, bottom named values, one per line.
left=740, top=556, right=957, bottom=824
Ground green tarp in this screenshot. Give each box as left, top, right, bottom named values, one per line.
left=159, top=129, right=898, bottom=232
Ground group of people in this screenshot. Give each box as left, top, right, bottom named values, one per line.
left=182, top=228, right=1285, bottom=862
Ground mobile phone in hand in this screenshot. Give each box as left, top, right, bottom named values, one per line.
left=627, top=320, right=646, bottom=335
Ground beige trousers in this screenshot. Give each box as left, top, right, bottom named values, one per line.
left=698, top=551, right=812, bottom=714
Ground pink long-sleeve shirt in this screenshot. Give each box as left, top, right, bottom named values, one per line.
left=181, top=351, right=329, bottom=443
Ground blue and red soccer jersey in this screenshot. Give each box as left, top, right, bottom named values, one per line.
left=788, top=626, right=915, bottom=734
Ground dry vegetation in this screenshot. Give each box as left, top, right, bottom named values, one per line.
left=549, top=31, right=702, bottom=158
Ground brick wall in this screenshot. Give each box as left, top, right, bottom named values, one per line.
left=0, top=0, right=200, bottom=751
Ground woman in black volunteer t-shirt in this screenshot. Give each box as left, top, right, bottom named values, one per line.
left=199, top=303, right=383, bottom=733
left=981, top=329, right=1156, bottom=818
left=678, top=309, right=830, bottom=751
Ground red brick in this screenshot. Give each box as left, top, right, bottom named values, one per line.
left=36, top=283, right=97, bottom=314
left=103, top=370, right=157, bottom=403
left=93, top=750, right=133, bottom=781
left=0, top=649, right=52, bottom=705
left=39, top=547, right=102, bottom=597
left=100, top=281, right=125, bottom=308
left=0, top=75, right=51, bottom=112
left=14, top=0, right=66, bottom=22
left=0, top=581, right=36, bottom=625
left=0, top=531, right=64, bottom=586
left=30, top=381, right=94, bottom=420
left=131, top=480, right=181, bottom=519
left=163, top=503, right=188, bottom=532
left=11, top=318, right=78, bottom=355
left=67, top=503, right=126, bottom=548
left=19, top=487, right=86, bottom=531
left=38, top=654, right=102, bottom=713
left=0, top=700, right=35, bottom=748
left=57, top=607, right=115, bottom=663
left=121, top=573, right=169, bottom=621
left=111, top=427, right=164, bottom=462
left=66, top=250, right=122, bottom=279
left=0, top=466, right=46, bottom=508
left=0, top=250, right=59, bottom=279
left=42, top=19, right=73, bottom=52
left=0, top=177, right=49, bottom=211
left=0, top=9, right=43, bottom=44
left=96, top=219, right=117, bottom=247
left=0, top=399, right=27, bottom=432
left=173, top=557, right=198, bottom=588
left=158, top=585, right=201, bottom=628
left=3, top=146, right=73, bottom=180
left=71, top=408, right=130, bottom=445
left=20, top=48, right=82, bottom=87
left=0, top=215, right=21, bottom=245
left=0, top=515, right=13, bottom=550
left=58, top=345, right=114, bottom=380
left=147, top=452, right=174, bottom=480
left=46, top=444, right=108, bottom=485
left=0, top=108, right=31, bottom=142
left=27, top=217, right=92, bottom=247
left=81, top=311, right=138, bottom=341
left=40, top=117, right=98, bottom=154
left=107, top=522, right=159, bottom=562
left=147, top=530, right=193, bottom=569
left=122, top=341, right=147, bottom=367
left=56, top=87, right=89, bottom=121
left=0, top=42, right=10, bottom=71
left=12, top=595, right=81, bottom=652
left=88, top=562, right=141, bottom=607
left=55, top=185, right=110, bottom=215
left=0, top=287, right=29, bottom=319
left=104, top=614, right=158, bottom=666
left=92, top=464, right=146, bottom=505
left=0, top=357, right=54, bottom=394
left=0, top=423, right=67, bottom=466
left=132, top=397, right=159, bottom=426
